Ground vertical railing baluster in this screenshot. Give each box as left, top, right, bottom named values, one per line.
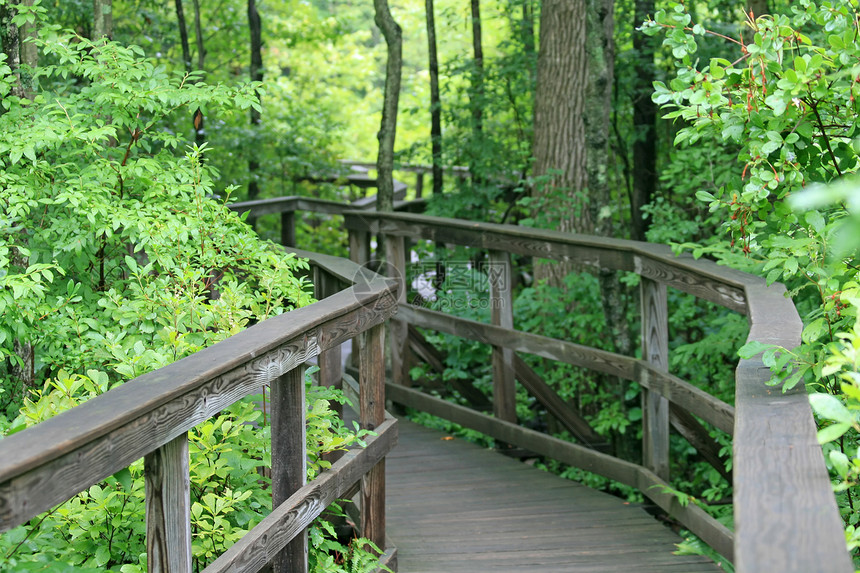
left=271, top=366, right=307, bottom=572
left=358, top=323, right=386, bottom=551
left=386, top=234, right=408, bottom=387
left=415, top=172, right=424, bottom=198
left=145, top=433, right=192, bottom=573
left=641, top=278, right=670, bottom=480
left=489, top=250, right=516, bottom=424
left=281, top=210, right=296, bottom=248
left=348, top=229, right=370, bottom=267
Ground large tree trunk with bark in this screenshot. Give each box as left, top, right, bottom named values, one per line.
left=532, top=0, right=588, bottom=283
left=93, top=0, right=112, bottom=39
left=426, top=0, right=443, bottom=196
left=373, top=0, right=402, bottom=213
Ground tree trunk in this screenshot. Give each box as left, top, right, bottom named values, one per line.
left=192, top=0, right=206, bottom=148
left=373, top=0, right=402, bottom=213
left=631, top=0, right=657, bottom=242
left=532, top=0, right=588, bottom=283
left=175, top=0, right=192, bottom=72
left=426, top=0, right=443, bottom=196
left=470, top=0, right=484, bottom=159
left=248, top=0, right=263, bottom=216
left=93, top=0, right=112, bottom=39
left=585, top=0, right=614, bottom=236
left=1, top=0, right=25, bottom=100
left=192, top=0, right=204, bottom=70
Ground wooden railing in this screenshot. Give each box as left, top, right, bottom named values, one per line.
left=0, top=249, right=399, bottom=572
left=333, top=209, right=850, bottom=573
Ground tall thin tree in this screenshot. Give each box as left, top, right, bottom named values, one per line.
left=373, top=0, right=402, bottom=212
left=175, top=0, right=192, bottom=73
left=248, top=0, right=263, bottom=214
left=426, top=0, right=443, bottom=196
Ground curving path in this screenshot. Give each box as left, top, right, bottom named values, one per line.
left=385, top=419, right=724, bottom=573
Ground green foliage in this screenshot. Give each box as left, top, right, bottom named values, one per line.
left=0, top=12, right=380, bottom=571
left=645, top=0, right=860, bottom=560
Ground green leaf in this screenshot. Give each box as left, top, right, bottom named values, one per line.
left=112, top=467, right=132, bottom=490
left=817, top=422, right=851, bottom=444
left=738, top=340, right=770, bottom=359
left=810, top=393, right=853, bottom=424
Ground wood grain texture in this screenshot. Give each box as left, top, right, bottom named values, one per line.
left=399, top=304, right=637, bottom=380
left=359, top=323, right=387, bottom=550
left=271, top=367, right=307, bottom=573
left=0, top=280, right=397, bottom=531
left=489, top=250, right=517, bottom=423
left=342, top=211, right=748, bottom=310
left=387, top=418, right=723, bottom=572
left=145, top=433, right=192, bottom=573
left=385, top=386, right=732, bottom=562
left=732, top=280, right=851, bottom=571
left=399, top=303, right=734, bottom=433
left=641, top=278, right=670, bottom=481
left=203, top=417, right=397, bottom=573
left=386, top=235, right=409, bottom=388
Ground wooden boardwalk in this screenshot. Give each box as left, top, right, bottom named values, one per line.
left=385, top=419, right=724, bottom=573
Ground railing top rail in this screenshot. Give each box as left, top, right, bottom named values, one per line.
left=0, top=251, right=398, bottom=531
left=340, top=208, right=851, bottom=572
left=344, top=210, right=751, bottom=313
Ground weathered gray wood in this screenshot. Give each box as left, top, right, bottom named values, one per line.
left=386, top=235, right=409, bottom=388
left=512, top=355, right=608, bottom=450
left=734, top=285, right=852, bottom=572
left=399, top=303, right=637, bottom=380
left=359, top=323, right=387, bottom=551
left=203, top=417, right=397, bottom=573
left=669, top=405, right=731, bottom=483
left=0, top=280, right=397, bottom=531
left=635, top=363, right=734, bottom=435
left=641, top=278, right=670, bottom=481
left=271, top=367, right=307, bottom=573
left=343, top=211, right=748, bottom=311
left=281, top=211, right=296, bottom=247
left=489, top=250, right=516, bottom=424
left=398, top=303, right=734, bottom=433
left=385, top=385, right=733, bottom=564
left=387, top=418, right=723, bottom=572
left=145, top=433, right=192, bottom=573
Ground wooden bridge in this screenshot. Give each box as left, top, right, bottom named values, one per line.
left=0, top=182, right=853, bottom=572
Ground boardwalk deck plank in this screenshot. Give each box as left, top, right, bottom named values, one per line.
left=385, top=419, right=724, bottom=572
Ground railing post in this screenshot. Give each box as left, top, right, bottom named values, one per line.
left=271, top=366, right=307, bottom=573
left=358, top=323, right=386, bottom=551
left=386, top=234, right=408, bottom=387
left=316, top=270, right=343, bottom=395
left=145, top=433, right=192, bottom=573
left=489, top=250, right=516, bottom=424
left=641, top=278, right=670, bottom=481
left=415, top=172, right=424, bottom=198
left=281, top=210, right=296, bottom=247
left=348, top=228, right=370, bottom=267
